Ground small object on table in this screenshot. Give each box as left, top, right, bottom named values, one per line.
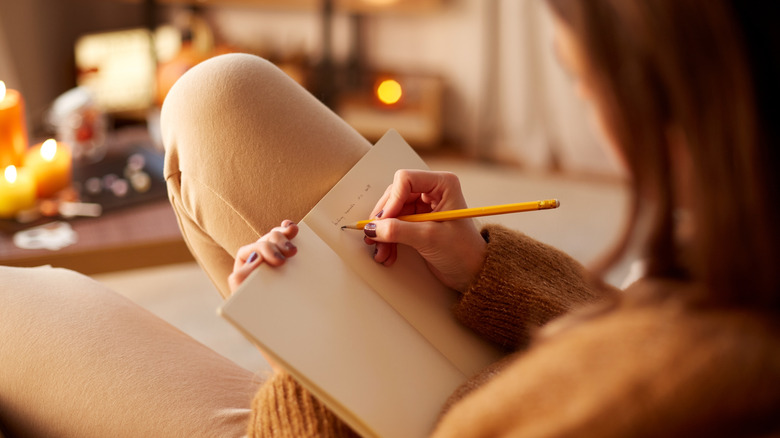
left=24, top=139, right=73, bottom=199
left=102, top=173, right=118, bottom=190
left=39, top=199, right=60, bottom=217
left=126, top=153, right=146, bottom=174
left=72, top=144, right=167, bottom=211
left=129, top=171, right=151, bottom=193
left=48, top=86, right=107, bottom=163
left=0, top=165, right=36, bottom=219
left=110, top=178, right=129, bottom=197
left=84, top=177, right=102, bottom=195
left=59, top=201, right=102, bottom=218
left=13, top=221, right=77, bottom=251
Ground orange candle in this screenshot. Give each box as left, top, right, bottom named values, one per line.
left=0, top=165, right=35, bottom=218
left=0, top=81, right=29, bottom=167
left=25, top=139, right=73, bottom=198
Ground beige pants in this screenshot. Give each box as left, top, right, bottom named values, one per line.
left=0, top=54, right=370, bottom=437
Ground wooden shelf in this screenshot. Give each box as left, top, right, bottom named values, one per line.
left=117, top=0, right=445, bottom=15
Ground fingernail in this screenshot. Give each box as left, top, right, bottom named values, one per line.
left=376, top=210, right=383, bottom=218
left=285, top=242, right=296, bottom=251
left=364, top=223, right=377, bottom=238
left=285, top=222, right=296, bottom=228
left=246, top=252, right=258, bottom=264
left=373, top=247, right=378, bottom=257
left=274, top=251, right=286, bottom=260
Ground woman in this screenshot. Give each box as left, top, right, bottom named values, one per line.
left=1, top=0, right=777, bottom=436
left=226, top=0, right=780, bottom=436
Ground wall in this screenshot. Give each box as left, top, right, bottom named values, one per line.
left=0, top=0, right=151, bottom=135
left=206, top=0, right=620, bottom=176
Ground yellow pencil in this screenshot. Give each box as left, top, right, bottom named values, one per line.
left=340, top=199, right=560, bottom=230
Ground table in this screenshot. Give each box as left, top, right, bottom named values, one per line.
left=0, top=199, right=192, bottom=274
left=0, top=127, right=194, bottom=274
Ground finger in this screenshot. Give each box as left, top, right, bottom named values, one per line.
left=234, top=222, right=298, bottom=269
left=264, top=234, right=298, bottom=259
left=281, top=220, right=299, bottom=239
left=384, top=170, right=461, bottom=218
left=228, top=251, right=262, bottom=291
left=373, top=241, right=394, bottom=265
left=265, top=221, right=299, bottom=241
left=366, top=218, right=437, bottom=249
left=256, top=240, right=290, bottom=267
left=368, top=184, right=394, bottom=219
left=384, top=242, right=398, bottom=266
left=234, top=243, right=261, bottom=272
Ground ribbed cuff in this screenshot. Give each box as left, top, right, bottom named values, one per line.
left=247, top=372, right=358, bottom=438
left=454, top=224, right=605, bottom=350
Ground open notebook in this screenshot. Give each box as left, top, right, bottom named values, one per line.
left=219, top=130, right=502, bottom=438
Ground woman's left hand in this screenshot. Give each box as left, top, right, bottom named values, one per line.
left=228, top=220, right=299, bottom=294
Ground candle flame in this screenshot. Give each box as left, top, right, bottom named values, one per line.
left=4, top=165, right=17, bottom=184
left=377, top=79, right=403, bottom=105
left=41, top=139, right=57, bottom=161
left=0, top=81, right=5, bottom=101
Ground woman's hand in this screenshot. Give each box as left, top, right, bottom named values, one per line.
left=228, top=220, right=299, bottom=294
left=364, top=170, right=487, bottom=292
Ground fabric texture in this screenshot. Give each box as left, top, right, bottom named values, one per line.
left=245, top=224, right=780, bottom=437
left=0, top=265, right=258, bottom=438
left=161, top=53, right=371, bottom=298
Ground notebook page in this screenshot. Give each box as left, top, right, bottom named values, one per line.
left=302, top=129, right=502, bottom=376
left=220, top=223, right=467, bottom=438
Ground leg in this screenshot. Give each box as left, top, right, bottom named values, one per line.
left=162, top=53, right=371, bottom=298
left=0, top=266, right=259, bottom=437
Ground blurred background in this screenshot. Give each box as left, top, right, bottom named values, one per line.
left=0, top=0, right=620, bottom=173
left=0, top=0, right=630, bottom=371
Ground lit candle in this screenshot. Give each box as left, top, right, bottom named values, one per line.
left=25, top=138, right=73, bottom=198
left=0, top=81, right=29, bottom=167
left=0, top=165, right=36, bottom=219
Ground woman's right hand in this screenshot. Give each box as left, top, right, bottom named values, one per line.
left=364, top=170, right=487, bottom=292
left=228, top=220, right=299, bottom=295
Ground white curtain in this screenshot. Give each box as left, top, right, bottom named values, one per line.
left=483, top=0, right=622, bottom=176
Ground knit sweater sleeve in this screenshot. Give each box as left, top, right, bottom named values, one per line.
left=453, top=224, right=615, bottom=350
left=246, top=371, right=359, bottom=438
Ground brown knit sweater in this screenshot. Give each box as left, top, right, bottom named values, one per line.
left=247, top=224, right=780, bottom=437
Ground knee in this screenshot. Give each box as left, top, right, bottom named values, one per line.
left=160, top=53, right=307, bottom=176
left=161, top=53, right=293, bottom=128
left=163, top=53, right=283, bottom=111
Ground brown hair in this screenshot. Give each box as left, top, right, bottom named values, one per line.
left=546, top=0, right=780, bottom=310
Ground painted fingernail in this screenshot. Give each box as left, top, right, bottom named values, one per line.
left=246, top=251, right=259, bottom=264
left=285, top=242, right=296, bottom=251
left=274, top=251, right=286, bottom=260
left=285, top=222, right=296, bottom=228
left=376, top=210, right=384, bottom=218
left=364, top=223, right=377, bottom=238
left=373, top=247, right=378, bottom=257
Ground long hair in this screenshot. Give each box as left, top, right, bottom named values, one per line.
left=545, top=0, right=780, bottom=310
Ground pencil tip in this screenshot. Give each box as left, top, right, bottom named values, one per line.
left=340, top=226, right=346, bottom=230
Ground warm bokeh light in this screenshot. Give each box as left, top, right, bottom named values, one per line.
left=376, top=79, right=403, bottom=105
left=0, top=81, right=5, bottom=101
left=5, top=165, right=17, bottom=184
left=362, top=0, right=401, bottom=5
left=41, top=139, right=57, bottom=161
